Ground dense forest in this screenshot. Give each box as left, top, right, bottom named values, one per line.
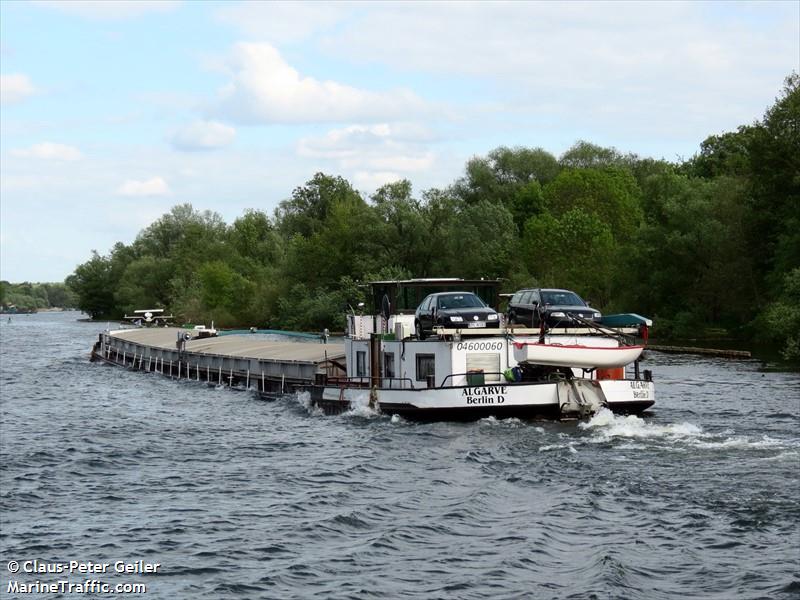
left=0, top=281, right=77, bottom=312
left=65, top=74, right=799, bottom=360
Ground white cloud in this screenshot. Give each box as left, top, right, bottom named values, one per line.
left=216, top=2, right=348, bottom=44
left=31, top=1, right=180, bottom=20
left=353, top=171, right=404, bottom=190
left=116, top=176, right=171, bottom=197
left=299, top=123, right=435, bottom=168
left=214, top=42, right=428, bottom=124
left=297, top=123, right=436, bottom=192
left=170, top=120, right=236, bottom=151
left=313, top=2, right=798, bottom=141
left=1, top=73, right=36, bottom=105
left=11, top=142, right=83, bottom=161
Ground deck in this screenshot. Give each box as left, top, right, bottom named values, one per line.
left=110, top=328, right=344, bottom=363
left=91, top=327, right=346, bottom=394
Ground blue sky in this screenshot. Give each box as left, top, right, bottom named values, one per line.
left=1, top=0, right=798, bottom=282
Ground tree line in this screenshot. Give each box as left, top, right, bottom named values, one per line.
left=0, top=281, right=78, bottom=312
left=65, top=74, right=799, bottom=360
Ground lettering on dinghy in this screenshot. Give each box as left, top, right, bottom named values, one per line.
left=630, top=380, right=651, bottom=399
left=462, top=385, right=507, bottom=405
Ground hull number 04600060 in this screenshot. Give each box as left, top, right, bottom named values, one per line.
left=456, top=342, right=503, bottom=351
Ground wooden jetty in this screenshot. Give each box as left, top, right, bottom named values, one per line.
left=647, top=344, right=752, bottom=359
left=91, top=328, right=346, bottom=395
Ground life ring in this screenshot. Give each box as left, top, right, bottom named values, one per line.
left=381, top=294, right=391, bottom=320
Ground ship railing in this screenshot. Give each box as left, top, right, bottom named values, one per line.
left=438, top=372, right=506, bottom=388
left=378, top=377, right=417, bottom=389
left=325, top=376, right=417, bottom=390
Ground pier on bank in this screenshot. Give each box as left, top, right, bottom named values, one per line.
left=91, top=328, right=345, bottom=395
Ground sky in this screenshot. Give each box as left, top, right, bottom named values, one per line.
left=1, top=0, right=798, bottom=283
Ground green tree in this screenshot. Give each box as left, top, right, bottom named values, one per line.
left=445, top=201, right=518, bottom=279
left=543, top=167, right=643, bottom=241
left=196, top=260, right=256, bottom=326
left=759, top=268, right=800, bottom=361
left=560, top=141, right=636, bottom=170
left=275, top=173, right=363, bottom=238
left=114, top=256, right=174, bottom=314
left=452, top=146, right=558, bottom=230
left=747, top=72, right=800, bottom=288
left=134, top=204, right=226, bottom=260
left=417, top=188, right=462, bottom=276
left=42, top=283, right=76, bottom=308
left=228, top=209, right=283, bottom=267
left=522, top=208, right=617, bottom=307
left=687, top=127, right=754, bottom=179
left=65, top=252, right=118, bottom=318
left=282, top=197, right=385, bottom=288
left=623, top=174, right=756, bottom=330
left=371, top=180, right=430, bottom=272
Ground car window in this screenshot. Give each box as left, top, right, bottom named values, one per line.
left=541, top=291, right=585, bottom=306
left=519, top=291, right=533, bottom=305
left=437, top=293, right=484, bottom=309
left=419, top=296, right=431, bottom=311
left=511, top=292, right=524, bottom=304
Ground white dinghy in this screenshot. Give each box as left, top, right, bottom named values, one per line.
left=513, top=341, right=644, bottom=369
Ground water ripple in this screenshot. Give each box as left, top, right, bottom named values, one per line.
left=0, top=312, right=798, bottom=599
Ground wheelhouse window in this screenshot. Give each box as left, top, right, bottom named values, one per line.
left=415, top=354, right=435, bottom=382
left=383, top=352, right=395, bottom=380
left=356, top=350, right=367, bottom=377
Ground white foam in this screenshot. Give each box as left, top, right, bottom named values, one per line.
left=539, top=442, right=578, bottom=453
left=760, top=450, right=799, bottom=462
left=479, top=416, right=524, bottom=428
left=294, top=391, right=324, bottom=417
left=579, top=408, right=798, bottom=453
left=580, top=407, right=703, bottom=440
left=688, top=434, right=796, bottom=451
left=343, top=390, right=382, bottom=419
left=538, top=444, right=566, bottom=452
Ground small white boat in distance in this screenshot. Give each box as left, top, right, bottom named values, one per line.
left=513, top=341, right=644, bottom=369
left=193, top=324, right=218, bottom=338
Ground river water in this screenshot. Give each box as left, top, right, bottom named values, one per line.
left=1, top=311, right=798, bottom=599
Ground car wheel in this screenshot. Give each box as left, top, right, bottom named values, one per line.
left=415, top=320, right=426, bottom=340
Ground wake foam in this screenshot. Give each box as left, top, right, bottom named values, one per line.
left=343, top=390, right=382, bottom=419
left=580, top=408, right=703, bottom=440
left=577, top=408, right=798, bottom=453
left=293, top=391, right=324, bottom=417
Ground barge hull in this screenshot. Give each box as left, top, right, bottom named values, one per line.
left=311, top=379, right=654, bottom=421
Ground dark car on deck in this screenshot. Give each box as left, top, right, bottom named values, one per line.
left=414, top=292, right=500, bottom=339
left=507, top=288, right=601, bottom=328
